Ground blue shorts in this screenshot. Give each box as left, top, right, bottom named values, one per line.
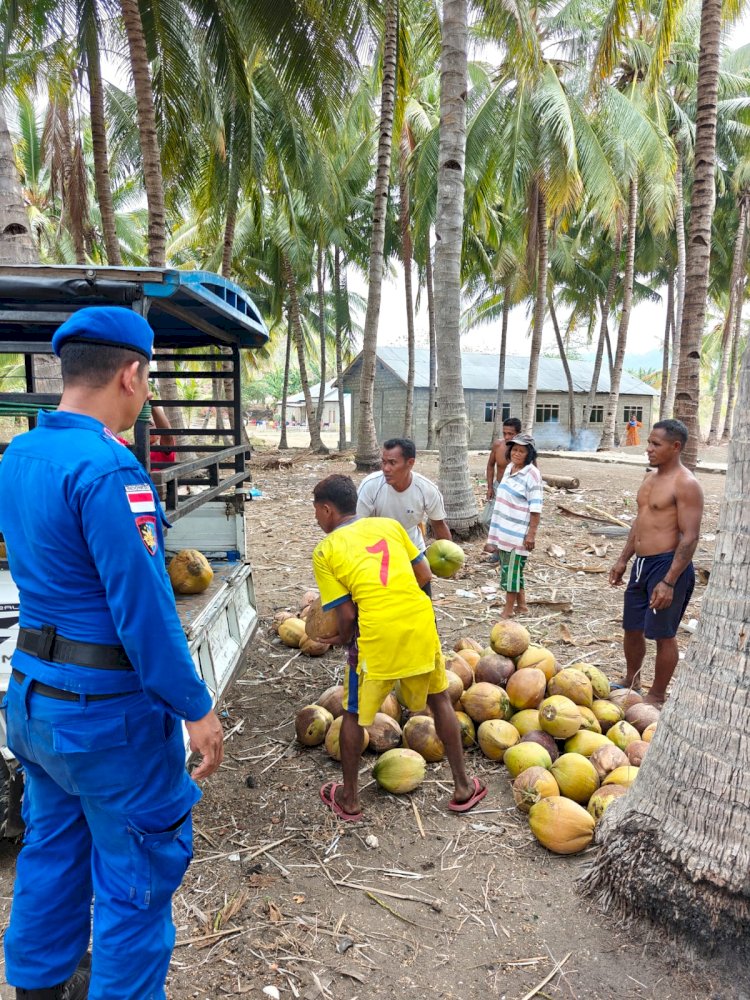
left=622, top=552, right=695, bottom=639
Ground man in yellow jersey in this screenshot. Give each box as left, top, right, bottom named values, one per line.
left=311, top=474, right=487, bottom=821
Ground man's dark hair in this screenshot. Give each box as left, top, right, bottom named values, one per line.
left=313, top=474, right=357, bottom=514
left=60, top=342, right=149, bottom=389
left=503, top=417, right=522, bottom=433
left=506, top=440, right=538, bottom=468
left=382, top=437, right=416, bottom=461
left=653, top=418, right=688, bottom=450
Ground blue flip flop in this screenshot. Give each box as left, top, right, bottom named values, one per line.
left=610, top=682, right=642, bottom=694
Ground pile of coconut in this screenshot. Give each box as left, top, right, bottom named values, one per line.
left=288, top=601, right=659, bottom=853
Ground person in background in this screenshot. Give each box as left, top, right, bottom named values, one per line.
left=150, top=403, right=176, bottom=465
left=487, top=433, right=543, bottom=619
left=312, top=474, right=487, bottom=821
left=609, top=419, right=703, bottom=705
left=0, top=306, right=223, bottom=1000
left=625, top=415, right=642, bottom=447
left=357, top=438, right=451, bottom=596
left=483, top=417, right=522, bottom=559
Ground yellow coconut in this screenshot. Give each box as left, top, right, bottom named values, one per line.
left=510, top=709, right=541, bottom=736
left=168, top=549, right=214, bottom=594
left=325, top=716, right=369, bottom=761
left=564, top=730, right=611, bottom=757
left=550, top=753, right=600, bottom=804
left=591, top=699, right=624, bottom=733
left=456, top=648, right=481, bottom=671
left=607, top=720, right=641, bottom=751
left=547, top=668, right=594, bottom=708
left=642, top=722, right=657, bottom=743
left=402, top=715, right=445, bottom=762
left=477, top=719, right=520, bottom=760
left=372, top=748, right=426, bottom=793
left=455, top=710, right=476, bottom=748
left=528, top=797, right=595, bottom=855
left=577, top=706, right=602, bottom=734
left=538, top=695, right=582, bottom=740
left=515, top=644, right=558, bottom=682
left=589, top=743, right=629, bottom=781
left=489, top=620, right=530, bottom=658
left=295, top=705, right=334, bottom=746
left=603, top=765, right=639, bottom=787
left=298, top=634, right=330, bottom=656
left=576, top=663, right=611, bottom=700
left=445, top=652, right=474, bottom=690
left=379, top=692, right=402, bottom=723
left=277, top=617, right=307, bottom=649
left=512, top=767, right=560, bottom=813
left=503, top=742, right=552, bottom=778
left=318, top=684, right=345, bottom=718
left=460, top=682, right=512, bottom=723
left=445, top=670, right=464, bottom=706
left=365, top=713, right=403, bottom=753
left=453, top=637, right=484, bottom=654
left=506, top=667, right=547, bottom=711
left=587, top=783, right=627, bottom=821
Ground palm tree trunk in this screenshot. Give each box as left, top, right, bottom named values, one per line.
left=354, top=0, right=398, bottom=469
left=400, top=125, right=416, bottom=438
left=433, top=0, right=476, bottom=535
left=0, top=103, right=36, bottom=265
left=524, top=185, right=548, bottom=434
left=85, top=25, right=122, bottom=265
left=426, top=235, right=437, bottom=449
left=221, top=126, right=241, bottom=277
left=722, top=272, right=747, bottom=443
left=119, top=0, right=166, bottom=268
left=581, top=335, right=750, bottom=951
left=659, top=273, right=674, bottom=419
left=549, top=296, right=576, bottom=446
left=673, top=0, right=723, bottom=468
left=665, top=145, right=687, bottom=420
left=314, top=243, right=328, bottom=434
left=582, top=234, right=622, bottom=432
left=334, top=246, right=347, bottom=451
left=278, top=314, right=292, bottom=451
left=283, top=253, right=326, bottom=453
left=491, top=284, right=511, bottom=443
left=600, top=177, right=638, bottom=450
left=708, top=201, right=747, bottom=444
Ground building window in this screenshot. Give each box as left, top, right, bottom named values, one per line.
left=535, top=404, right=560, bottom=423
left=485, top=402, right=511, bottom=423
left=623, top=405, right=643, bottom=422
left=589, top=406, right=604, bottom=423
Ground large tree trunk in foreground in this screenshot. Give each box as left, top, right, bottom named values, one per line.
left=524, top=185, right=548, bottom=434
left=282, top=254, right=326, bottom=453
left=580, top=340, right=750, bottom=953
left=722, top=272, right=747, bottom=443
left=426, top=236, right=438, bottom=450
left=674, top=0, right=723, bottom=468
left=600, top=177, right=638, bottom=450
left=665, top=146, right=687, bottom=420
left=354, top=0, right=398, bottom=469
left=582, top=234, right=621, bottom=435
left=433, top=0, right=477, bottom=536
left=491, top=285, right=510, bottom=443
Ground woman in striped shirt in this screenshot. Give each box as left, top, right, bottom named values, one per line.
left=487, top=434, right=543, bottom=618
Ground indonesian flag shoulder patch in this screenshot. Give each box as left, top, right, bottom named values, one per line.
left=125, top=483, right=156, bottom=514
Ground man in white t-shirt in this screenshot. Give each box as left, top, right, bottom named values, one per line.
left=357, top=439, right=451, bottom=594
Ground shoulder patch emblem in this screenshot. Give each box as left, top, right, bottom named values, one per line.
left=125, top=483, right=155, bottom=514
left=135, top=515, right=158, bottom=556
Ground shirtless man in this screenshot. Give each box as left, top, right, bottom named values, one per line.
left=483, top=417, right=521, bottom=556
left=608, top=419, right=704, bottom=706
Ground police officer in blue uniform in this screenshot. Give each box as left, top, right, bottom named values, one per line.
left=0, top=307, right=224, bottom=1000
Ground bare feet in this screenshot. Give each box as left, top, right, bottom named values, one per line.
left=516, top=604, right=529, bottom=615
left=499, top=609, right=515, bottom=619
left=643, top=690, right=666, bottom=707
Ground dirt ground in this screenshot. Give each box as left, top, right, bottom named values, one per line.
left=0, top=450, right=741, bottom=1000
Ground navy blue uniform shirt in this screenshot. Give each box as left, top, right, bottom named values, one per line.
left=0, top=410, right=213, bottom=721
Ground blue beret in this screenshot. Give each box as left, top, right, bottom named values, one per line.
left=52, top=306, right=154, bottom=360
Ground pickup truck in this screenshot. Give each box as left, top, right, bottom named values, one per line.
left=0, top=264, right=268, bottom=836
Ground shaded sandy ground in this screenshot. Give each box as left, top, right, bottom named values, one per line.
left=0, top=452, right=741, bottom=1000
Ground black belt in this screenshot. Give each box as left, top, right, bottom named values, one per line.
left=17, top=626, right=133, bottom=671
left=11, top=670, right=131, bottom=701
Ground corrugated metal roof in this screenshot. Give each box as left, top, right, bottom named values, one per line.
left=285, top=381, right=339, bottom=405
left=375, top=346, right=658, bottom=396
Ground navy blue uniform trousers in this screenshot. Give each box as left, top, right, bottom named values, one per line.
left=4, top=675, right=200, bottom=999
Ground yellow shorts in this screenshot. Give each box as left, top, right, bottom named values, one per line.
left=343, top=656, right=449, bottom=727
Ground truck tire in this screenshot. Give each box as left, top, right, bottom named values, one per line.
left=0, top=756, right=24, bottom=839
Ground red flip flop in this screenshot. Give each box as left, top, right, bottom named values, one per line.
left=448, top=777, right=488, bottom=813
left=319, top=782, right=363, bottom=822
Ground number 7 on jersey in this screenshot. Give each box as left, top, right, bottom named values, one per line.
left=366, top=538, right=390, bottom=586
